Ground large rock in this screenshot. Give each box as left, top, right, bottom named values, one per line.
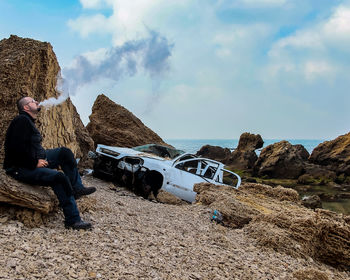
left=0, top=35, right=94, bottom=211
left=87, top=94, right=167, bottom=148
left=0, top=170, right=57, bottom=214
left=194, top=182, right=350, bottom=269
left=226, top=132, right=264, bottom=170
left=196, top=145, right=231, bottom=162
left=300, top=163, right=337, bottom=183
left=309, top=132, right=350, bottom=175
left=253, top=140, right=309, bottom=179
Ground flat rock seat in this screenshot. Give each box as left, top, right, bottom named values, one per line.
left=0, top=169, right=57, bottom=214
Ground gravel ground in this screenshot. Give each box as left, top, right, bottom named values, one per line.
left=0, top=175, right=349, bottom=280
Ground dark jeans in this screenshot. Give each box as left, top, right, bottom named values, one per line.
left=12, top=147, right=84, bottom=225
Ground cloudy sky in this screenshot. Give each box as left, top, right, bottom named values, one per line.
left=0, top=0, right=349, bottom=140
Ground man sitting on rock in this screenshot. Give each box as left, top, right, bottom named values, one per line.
left=3, top=96, right=96, bottom=230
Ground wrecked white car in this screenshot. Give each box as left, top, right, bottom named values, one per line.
left=90, top=144, right=241, bottom=202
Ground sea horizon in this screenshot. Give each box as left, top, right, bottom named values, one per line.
left=166, top=139, right=326, bottom=154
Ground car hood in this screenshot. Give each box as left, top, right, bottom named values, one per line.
left=97, top=144, right=171, bottom=161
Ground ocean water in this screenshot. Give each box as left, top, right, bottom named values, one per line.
left=166, top=139, right=325, bottom=154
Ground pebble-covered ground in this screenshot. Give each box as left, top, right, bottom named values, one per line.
left=0, top=176, right=349, bottom=279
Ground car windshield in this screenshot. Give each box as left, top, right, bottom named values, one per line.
left=132, top=144, right=185, bottom=159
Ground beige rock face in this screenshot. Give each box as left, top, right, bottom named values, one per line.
left=226, top=132, right=264, bottom=169
left=310, top=132, right=350, bottom=175
left=253, top=140, right=309, bottom=178
left=87, top=94, right=167, bottom=148
left=196, top=145, right=231, bottom=162
left=0, top=35, right=94, bottom=210
left=194, top=182, right=350, bottom=269
left=0, top=169, right=57, bottom=214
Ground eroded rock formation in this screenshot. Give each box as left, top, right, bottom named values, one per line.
left=253, top=140, right=309, bottom=179
left=0, top=35, right=94, bottom=212
left=196, top=145, right=231, bottom=162
left=310, top=132, right=350, bottom=175
left=226, top=132, right=263, bottom=169
left=87, top=94, right=167, bottom=148
left=194, top=182, right=350, bottom=269
left=0, top=170, right=57, bottom=214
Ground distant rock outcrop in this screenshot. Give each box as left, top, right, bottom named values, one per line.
left=253, top=140, right=309, bottom=179
left=226, top=132, right=263, bottom=169
left=194, top=182, right=350, bottom=269
left=87, top=94, right=167, bottom=148
left=0, top=35, right=94, bottom=212
left=196, top=145, right=231, bottom=162
left=309, top=132, right=350, bottom=175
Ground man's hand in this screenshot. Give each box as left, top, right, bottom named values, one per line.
left=37, top=159, right=48, bottom=168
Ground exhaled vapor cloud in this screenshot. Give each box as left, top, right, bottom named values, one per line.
left=40, top=30, right=173, bottom=107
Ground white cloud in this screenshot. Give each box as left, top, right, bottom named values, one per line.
left=240, top=0, right=287, bottom=6
left=304, top=60, right=336, bottom=82
left=67, top=14, right=110, bottom=37
left=71, top=0, right=185, bottom=45
left=81, top=48, right=108, bottom=65
left=79, top=0, right=113, bottom=9
left=323, top=6, right=350, bottom=47
left=216, top=0, right=288, bottom=9
left=213, top=24, right=271, bottom=56
left=267, top=4, right=350, bottom=82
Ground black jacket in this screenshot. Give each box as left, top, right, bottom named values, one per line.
left=3, top=111, right=46, bottom=170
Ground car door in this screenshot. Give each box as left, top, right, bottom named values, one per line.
left=162, top=159, right=209, bottom=202
left=215, top=168, right=241, bottom=189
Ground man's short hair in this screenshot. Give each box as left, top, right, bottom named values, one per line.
left=17, top=96, right=28, bottom=112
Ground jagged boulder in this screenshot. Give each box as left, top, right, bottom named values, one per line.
left=196, top=145, right=231, bottom=162
left=226, top=133, right=264, bottom=170
left=253, top=140, right=309, bottom=179
left=0, top=35, right=94, bottom=212
left=309, top=132, right=350, bottom=175
left=299, top=163, right=337, bottom=183
left=87, top=94, right=167, bottom=148
left=301, top=195, right=322, bottom=210
left=194, top=182, right=350, bottom=269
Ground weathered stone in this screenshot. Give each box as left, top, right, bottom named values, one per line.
left=195, top=145, right=231, bottom=162
left=292, top=269, right=329, bottom=280
left=236, top=132, right=264, bottom=151
left=303, top=163, right=337, bottom=181
left=301, top=195, right=322, bottom=210
left=253, top=140, right=309, bottom=179
left=195, top=182, right=350, bottom=269
left=226, top=132, right=263, bottom=170
left=0, top=170, right=57, bottom=214
left=87, top=94, right=167, bottom=148
left=156, top=190, right=186, bottom=205
left=309, top=132, right=350, bottom=175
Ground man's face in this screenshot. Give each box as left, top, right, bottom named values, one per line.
left=23, top=97, right=40, bottom=114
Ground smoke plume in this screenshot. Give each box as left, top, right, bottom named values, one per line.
left=40, top=30, right=173, bottom=108
left=39, top=73, right=69, bottom=107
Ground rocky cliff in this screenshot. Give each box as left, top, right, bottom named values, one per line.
left=87, top=94, right=167, bottom=148
left=196, top=145, right=231, bottom=162
left=226, top=132, right=263, bottom=169
left=310, top=132, right=350, bottom=175
left=253, top=140, right=309, bottom=179
left=0, top=35, right=94, bottom=210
